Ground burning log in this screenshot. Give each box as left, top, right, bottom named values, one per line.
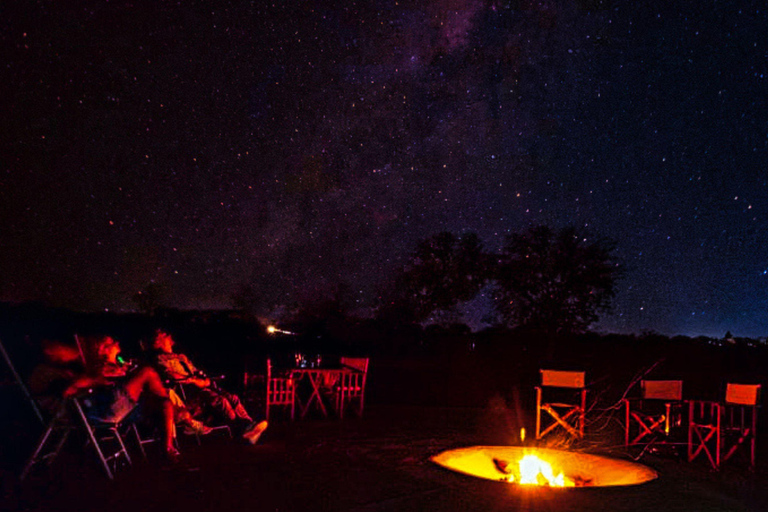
left=493, top=458, right=512, bottom=475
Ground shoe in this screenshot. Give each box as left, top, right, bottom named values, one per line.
left=195, top=422, right=214, bottom=436
left=243, top=420, right=268, bottom=445
left=182, top=419, right=213, bottom=436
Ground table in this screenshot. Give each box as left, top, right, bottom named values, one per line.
left=290, top=368, right=352, bottom=419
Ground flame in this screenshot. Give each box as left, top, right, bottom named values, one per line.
left=504, top=454, right=574, bottom=487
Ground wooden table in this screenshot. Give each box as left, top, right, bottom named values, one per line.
left=290, top=367, right=352, bottom=419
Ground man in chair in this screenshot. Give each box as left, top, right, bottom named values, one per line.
left=150, top=329, right=267, bottom=444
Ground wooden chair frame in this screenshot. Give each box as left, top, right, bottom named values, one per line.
left=335, top=357, right=369, bottom=418
left=266, top=359, right=295, bottom=421
left=624, top=380, right=685, bottom=449
left=688, top=383, right=760, bottom=470
left=535, top=370, right=587, bottom=441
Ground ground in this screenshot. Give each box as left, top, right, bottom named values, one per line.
left=4, top=405, right=768, bottom=512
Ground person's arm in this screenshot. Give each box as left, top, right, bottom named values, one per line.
left=157, top=355, right=209, bottom=387
left=179, top=354, right=210, bottom=388
left=100, top=362, right=127, bottom=378
left=62, top=374, right=108, bottom=398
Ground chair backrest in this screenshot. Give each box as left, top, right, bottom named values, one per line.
left=540, top=369, right=584, bottom=389
left=266, top=359, right=293, bottom=403
left=341, top=357, right=369, bottom=374
left=641, top=380, right=683, bottom=401
left=725, top=383, right=761, bottom=406
left=265, top=359, right=294, bottom=420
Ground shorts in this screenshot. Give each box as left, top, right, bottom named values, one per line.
left=84, top=386, right=138, bottom=424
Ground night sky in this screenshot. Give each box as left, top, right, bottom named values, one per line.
left=3, top=1, right=767, bottom=338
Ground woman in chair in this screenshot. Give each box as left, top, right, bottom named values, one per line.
left=150, top=329, right=267, bottom=444
left=63, top=335, right=183, bottom=461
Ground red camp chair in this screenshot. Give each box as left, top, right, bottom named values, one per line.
left=265, top=359, right=295, bottom=421
left=335, top=357, right=369, bottom=418
left=624, top=380, right=685, bottom=451
left=535, top=370, right=587, bottom=441
left=688, top=383, right=760, bottom=470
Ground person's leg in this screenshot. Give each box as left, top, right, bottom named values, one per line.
left=199, top=388, right=237, bottom=422
left=219, top=390, right=253, bottom=423
left=121, top=367, right=176, bottom=453
left=160, top=396, right=175, bottom=452
left=122, top=366, right=169, bottom=402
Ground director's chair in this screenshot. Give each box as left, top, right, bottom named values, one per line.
left=624, top=380, right=685, bottom=451
left=335, top=357, right=370, bottom=418
left=265, top=359, right=295, bottom=421
left=688, top=383, right=760, bottom=470
left=535, top=370, right=587, bottom=441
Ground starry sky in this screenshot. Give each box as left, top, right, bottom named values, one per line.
left=2, top=1, right=767, bottom=338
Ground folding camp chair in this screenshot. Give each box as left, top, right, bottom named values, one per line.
left=265, top=359, right=295, bottom=420
left=19, top=401, right=74, bottom=480
left=3, top=336, right=133, bottom=480
left=172, top=382, right=232, bottom=443
left=535, top=370, right=587, bottom=441
left=624, top=380, right=685, bottom=452
left=688, top=383, right=760, bottom=470
left=335, top=357, right=370, bottom=418
left=22, top=395, right=136, bottom=481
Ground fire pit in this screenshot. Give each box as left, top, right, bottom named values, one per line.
left=431, top=446, right=657, bottom=488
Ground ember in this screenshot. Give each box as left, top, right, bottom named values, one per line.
left=432, top=446, right=657, bottom=488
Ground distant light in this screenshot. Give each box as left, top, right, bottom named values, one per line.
left=267, top=325, right=297, bottom=336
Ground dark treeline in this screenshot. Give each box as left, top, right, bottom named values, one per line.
left=2, top=301, right=765, bottom=406
left=2, top=301, right=767, bottom=471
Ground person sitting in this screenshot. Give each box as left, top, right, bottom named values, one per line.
left=63, top=335, right=183, bottom=461
left=150, top=328, right=268, bottom=444
left=27, top=339, right=85, bottom=417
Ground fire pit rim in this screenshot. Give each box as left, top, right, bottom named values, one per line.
left=430, top=445, right=659, bottom=489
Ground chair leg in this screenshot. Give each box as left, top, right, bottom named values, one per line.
left=535, top=387, right=542, bottom=440
left=73, top=400, right=115, bottom=480
left=21, top=412, right=71, bottom=481
left=131, top=424, right=147, bottom=459
left=624, top=399, right=630, bottom=446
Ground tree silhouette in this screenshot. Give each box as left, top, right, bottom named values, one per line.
left=493, top=225, right=620, bottom=334
left=389, top=232, right=488, bottom=323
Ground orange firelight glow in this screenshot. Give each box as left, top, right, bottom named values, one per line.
left=431, top=446, right=657, bottom=488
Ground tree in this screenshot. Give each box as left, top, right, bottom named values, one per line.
left=388, top=232, right=488, bottom=322
left=493, top=225, right=620, bottom=334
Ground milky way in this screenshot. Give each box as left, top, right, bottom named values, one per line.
left=2, top=1, right=767, bottom=337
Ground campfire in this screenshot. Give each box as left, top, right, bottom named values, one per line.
left=495, top=453, right=573, bottom=487
left=431, top=446, right=657, bottom=488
